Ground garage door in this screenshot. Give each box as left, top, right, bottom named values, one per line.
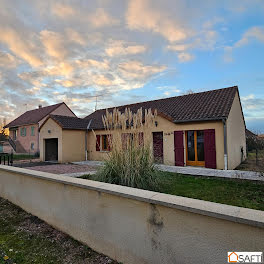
left=45, top=138, right=58, bottom=161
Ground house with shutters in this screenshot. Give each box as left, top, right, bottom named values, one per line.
left=39, top=86, right=246, bottom=170
left=4, top=102, right=76, bottom=154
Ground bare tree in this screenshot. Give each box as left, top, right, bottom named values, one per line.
left=0, top=118, right=7, bottom=141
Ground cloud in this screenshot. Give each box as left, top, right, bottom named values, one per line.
left=241, top=94, right=264, bottom=119
left=51, top=3, right=76, bottom=18
left=89, top=8, right=119, bottom=28
left=0, top=27, right=43, bottom=67
left=235, top=26, right=264, bottom=47
left=118, top=60, right=167, bottom=80
left=105, top=40, right=147, bottom=57
left=177, top=52, right=195, bottom=63
left=224, top=26, right=264, bottom=62
left=40, top=30, right=67, bottom=60
left=157, top=86, right=181, bottom=97
left=0, top=52, right=19, bottom=68
left=126, top=0, right=188, bottom=43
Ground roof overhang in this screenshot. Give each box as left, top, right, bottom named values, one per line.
left=173, top=117, right=225, bottom=124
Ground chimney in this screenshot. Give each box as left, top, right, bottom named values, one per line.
left=38, top=104, right=42, bottom=109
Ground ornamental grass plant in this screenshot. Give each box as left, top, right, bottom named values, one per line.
left=94, top=107, right=159, bottom=190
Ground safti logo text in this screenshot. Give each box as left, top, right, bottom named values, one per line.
left=228, top=252, right=263, bottom=263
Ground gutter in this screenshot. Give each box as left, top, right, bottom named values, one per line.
left=85, top=119, right=92, bottom=161
left=222, top=118, right=228, bottom=170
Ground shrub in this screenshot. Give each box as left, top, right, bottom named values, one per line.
left=95, top=107, right=159, bottom=190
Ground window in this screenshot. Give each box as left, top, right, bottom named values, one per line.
left=31, top=126, right=35, bottom=136
left=121, top=132, right=144, bottom=149
left=102, top=135, right=109, bottom=151
left=20, top=127, right=26, bottom=137
left=13, top=130, right=17, bottom=140
left=31, top=143, right=34, bottom=150
left=96, top=135, right=112, bottom=151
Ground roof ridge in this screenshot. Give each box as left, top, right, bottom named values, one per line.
left=90, top=86, right=238, bottom=114
left=50, top=114, right=84, bottom=120
left=24, top=102, right=64, bottom=114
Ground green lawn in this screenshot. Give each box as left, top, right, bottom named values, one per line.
left=0, top=198, right=118, bottom=264
left=81, top=171, right=264, bottom=211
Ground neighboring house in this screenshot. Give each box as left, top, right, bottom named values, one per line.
left=259, top=134, right=264, bottom=139
left=39, top=86, right=246, bottom=170
left=5, top=103, right=76, bottom=154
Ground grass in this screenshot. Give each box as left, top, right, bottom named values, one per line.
left=236, top=149, right=264, bottom=172
left=0, top=198, right=118, bottom=264
left=80, top=171, right=264, bottom=211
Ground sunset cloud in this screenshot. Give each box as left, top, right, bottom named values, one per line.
left=126, top=0, right=188, bottom=43
left=105, top=40, right=147, bottom=57
left=0, top=0, right=263, bottom=132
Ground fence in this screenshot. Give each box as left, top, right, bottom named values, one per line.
left=0, top=153, right=13, bottom=166
left=0, top=165, right=263, bottom=264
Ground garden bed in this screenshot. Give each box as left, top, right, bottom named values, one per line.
left=80, top=171, right=264, bottom=211
left=0, top=198, right=118, bottom=264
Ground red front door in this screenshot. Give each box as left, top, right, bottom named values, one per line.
left=153, top=132, right=163, bottom=163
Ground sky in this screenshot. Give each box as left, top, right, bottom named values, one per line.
left=0, top=0, right=264, bottom=133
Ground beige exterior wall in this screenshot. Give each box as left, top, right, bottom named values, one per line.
left=40, top=118, right=86, bottom=163
left=39, top=103, right=76, bottom=127
left=88, top=116, right=225, bottom=169
left=61, top=130, right=86, bottom=162
left=1, top=166, right=263, bottom=264
left=39, top=118, right=63, bottom=162
left=226, top=92, right=246, bottom=170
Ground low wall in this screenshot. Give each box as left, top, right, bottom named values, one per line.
left=0, top=165, right=263, bottom=264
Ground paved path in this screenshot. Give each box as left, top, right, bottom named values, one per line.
left=73, top=160, right=264, bottom=181
left=157, top=164, right=263, bottom=181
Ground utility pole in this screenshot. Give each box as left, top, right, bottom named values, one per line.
left=95, top=96, right=98, bottom=111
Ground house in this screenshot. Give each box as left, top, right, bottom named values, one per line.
left=4, top=103, right=76, bottom=154
left=228, top=252, right=238, bottom=262
left=39, top=86, right=246, bottom=170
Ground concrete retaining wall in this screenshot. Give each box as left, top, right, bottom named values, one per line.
left=0, top=165, right=263, bottom=264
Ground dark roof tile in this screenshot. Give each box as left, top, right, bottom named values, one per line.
left=49, top=115, right=92, bottom=130
left=85, top=86, right=238, bottom=130
left=5, top=103, right=66, bottom=128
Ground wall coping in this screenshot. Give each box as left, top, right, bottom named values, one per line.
left=1, top=165, right=264, bottom=228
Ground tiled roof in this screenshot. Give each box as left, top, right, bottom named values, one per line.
left=245, top=129, right=257, bottom=138
left=5, top=103, right=65, bottom=128
left=85, top=86, right=238, bottom=130
left=49, top=115, right=92, bottom=130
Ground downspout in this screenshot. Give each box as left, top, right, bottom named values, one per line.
left=85, top=119, right=92, bottom=161
left=222, top=118, right=228, bottom=170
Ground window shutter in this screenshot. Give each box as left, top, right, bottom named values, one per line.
left=20, top=128, right=23, bottom=136
left=121, top=133, right=127, bottom=149
left=96, top=135, right=100, bottom=151
left=107, top=135, right=112, bottom=151
left=174, top=131, right=184, bottom=166
left=138, top=132, right=144, bottom=146
left=204, top=129, right=216, bottom=169
left=24, top=128, right=26, bottom=136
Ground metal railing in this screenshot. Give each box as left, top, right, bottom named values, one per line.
left=8, top=136, right=16, bottom=152
left=0, top=153, right=13, bottom=166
